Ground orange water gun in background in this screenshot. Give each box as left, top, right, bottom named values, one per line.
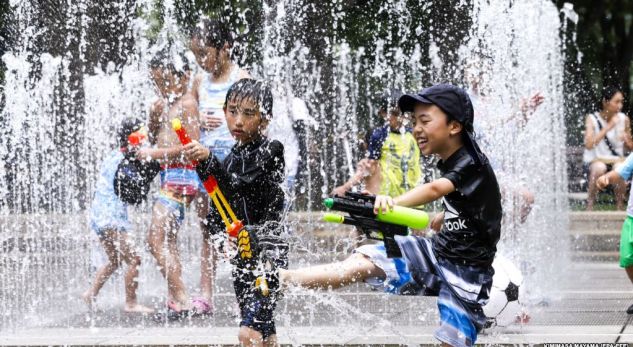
left=171, top=118, right=245, bottom=241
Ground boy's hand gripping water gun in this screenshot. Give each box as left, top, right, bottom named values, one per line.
left=172, top=119, right=246, bottom=247
left=323, top=192, right=429, bottom=258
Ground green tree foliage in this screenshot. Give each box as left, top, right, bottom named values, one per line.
left=554, top=0, right=633, bottom=147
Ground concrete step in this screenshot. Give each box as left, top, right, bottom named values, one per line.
left=571, top=251, right=619, bottom=262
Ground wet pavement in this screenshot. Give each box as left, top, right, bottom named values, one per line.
left=0, top=261, right=631, bottom=345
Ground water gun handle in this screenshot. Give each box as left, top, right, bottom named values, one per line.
left=171, top=118, right=197, bottom=165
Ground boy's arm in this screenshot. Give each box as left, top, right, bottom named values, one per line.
left=597, top=153, right=633, bottom=189
left=197, top=140, right=285, bottom=189
left=331, top=159, right=378, bottom=196
left=190, top=74, right=202, bottom=103
left=374, top=178, right=454, bottom=214
left=624, top=117, right=633, bottom=150
left=182, top=96, right=200, bottom=140
left=148, top=100, right=164, bottom=145
left=137, top=146, right=182, bottom=162
left=597, top=170, right=624, bottom=190
left=395, top=178, right=455, bottom=207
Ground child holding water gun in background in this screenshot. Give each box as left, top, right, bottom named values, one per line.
left=82, top=118, right=155, bottom=314
left=140, top=48, right=201, bottom=317
left=332, top=89, right=422, bottom=197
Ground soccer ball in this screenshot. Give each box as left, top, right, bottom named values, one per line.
left=483, top=254, right=526, bottom=327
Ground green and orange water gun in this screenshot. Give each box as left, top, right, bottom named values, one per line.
left=172, top=119, right=247, bottom=250
left=322, top=191, right=429, bottom=258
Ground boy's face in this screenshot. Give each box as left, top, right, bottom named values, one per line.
left=381, top=108, right=407, bottom=130
left=191, top=39, right=230, bottom=73
left=224, top=97, right=268, bottom=144
left=411, top=103, right=462, bottom=156
left=150, top=67, right=189, bottom=99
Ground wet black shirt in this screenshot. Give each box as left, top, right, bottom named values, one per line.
left=432, top=146, right=502, bottom=267
left=197, top=137, right=285, bottom=236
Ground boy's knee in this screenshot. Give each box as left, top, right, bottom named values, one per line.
left=589, top=162, right=607, bottom=176
left=128, top=255, right=141, bottom=266
left=106, top=260, right=121, bottom=271
left=148, top=242, right=162, bottom=257
left=520, top=189, right=535, bottom=207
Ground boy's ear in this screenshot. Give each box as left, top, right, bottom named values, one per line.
left=259, top=117, right=270, bottom=129
left=449, top=120, right=463, bottom=137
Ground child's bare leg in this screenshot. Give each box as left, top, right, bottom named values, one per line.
left=116, top=233, right=154, bottom=313
left=82, top=229, right=121, bottom=306
left=148, top=202, right=191, bottom=309
left=200, top=233, right=217, bottom=301
left=281, top=253, right=384, bottom=290
left=238, top=326, right=264, bottom=347
left=625, top=266, right=633, bottom=314
left=614, top=179, right=627, bottom=211
left=518, top=187, right=535, bottom=223
left=587, top=162, right=607, bottom=211
left=165, top=229, right=190, bottom=308
left=624, top=266, right=633, bottom=283
left=196, top=193, right=216, bottom=303
left=263, top=334, right=278, bottom=347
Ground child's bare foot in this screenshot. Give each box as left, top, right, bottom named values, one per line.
left=515, top=311, right=531, bottom=324
left=124, top=303, right=155, bottom=314
left=81, top=290, right=95, bottom=308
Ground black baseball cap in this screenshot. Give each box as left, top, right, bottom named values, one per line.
left=117, top=118, right=144, bottom=148
left=398, top=84, right=486, bottom=166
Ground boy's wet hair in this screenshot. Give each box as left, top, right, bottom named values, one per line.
left=149, top=47, right=191, bottom=77
left=192, top=18, right=234, bottom=49
left=225, top=78, right=273, bottom=120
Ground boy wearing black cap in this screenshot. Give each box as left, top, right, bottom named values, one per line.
left=268, top=84, right=501, bottom=347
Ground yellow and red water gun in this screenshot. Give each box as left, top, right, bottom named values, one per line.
left=172, top=118, right=246, bottom=245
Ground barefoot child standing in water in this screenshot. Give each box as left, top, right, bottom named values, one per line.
left=82, top=118, right=155, bottom=314
left=140, top=49, right=201, bottom=317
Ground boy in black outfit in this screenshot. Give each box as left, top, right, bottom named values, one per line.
left=270, top=84, right=502, bottom=347
left=184, top=78, right=286, bottom=346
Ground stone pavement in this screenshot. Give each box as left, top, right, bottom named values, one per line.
left=0, top=262, right=631, bottom=346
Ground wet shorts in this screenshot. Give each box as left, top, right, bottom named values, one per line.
left=156, top=190, right=196, bottom=225
left=620, top=216, right=633, bottom=268
left=356, top=236, right=493, bottom=347
left=160, top=167, right=201, bottom=195
left=232, top=237, right=289, bottom=340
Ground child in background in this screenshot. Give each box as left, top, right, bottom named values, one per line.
left=82, top=118, right=154, bottom=314
left=189, top=18, right=251, bottom=313
left=597, top=153, right=633, bottom=314
left=332, top=89, right=421, bottom=197
left=141, top=49, right=200, bottom=317
left=184, top=78, right=286, bottom=347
